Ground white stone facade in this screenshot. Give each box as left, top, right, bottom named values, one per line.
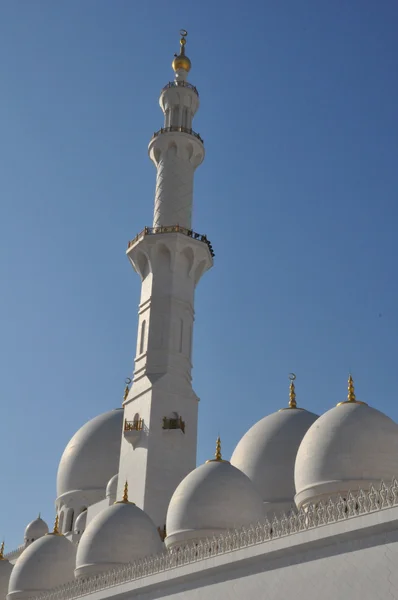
left=29, top=480, right=398, bottom=600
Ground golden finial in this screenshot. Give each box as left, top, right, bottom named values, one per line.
left=289, top=375, right=297, bottom=408
left=53, top=514, right=60, bottom=535
left=115, top=480, right=135, bottom=504
left=337, top=374, right=367, bottom=406
left=347, top=374, right=356, bottom=402
left=123, top=378, right=131, bottom=403
left=279, top=373, right=303, bottom=411
left=206, top=437, right=229, bottom=463
left=122, top=480, right=129, bottom=502
left=172, top=29, right=191, bottom=73
left=0, top=541, right=4, bottom=560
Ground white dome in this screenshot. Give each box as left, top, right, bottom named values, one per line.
left=295, top=401, right=398, bottom=508
left=24, top=516, right=49, bottom=545
left=106, top=474, right=118, bottom=503
left=0, top=559, right=13, bottom=599
left=7, top=534, right=76, bottom=599
left=165, top=459, right=264, bottom=548
left=56, top=408, right=123, bottom=504
left=73, top=510, right=87, bottom=535
left=75, top=501, right=163, bottom=578
left=231, top=407, right=318, bottom=515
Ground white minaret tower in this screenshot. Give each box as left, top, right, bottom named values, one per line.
left=117, top=31, right=213, bottom=530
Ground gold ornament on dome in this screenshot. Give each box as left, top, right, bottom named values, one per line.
left=206, top=437, right=229, bottom=463
left=336, top=374, right=367, bottom=407
left=172, top=29, right=192, bottom=73
left=279, top=373, right=304, bottom=411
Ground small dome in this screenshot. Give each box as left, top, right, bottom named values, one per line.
left=295, top=392, right=398, bottom=508
left=0, top=545, right=13, bottom=599
left=172, top=54, right=191, bottom=73
left=166, top=440, right=264, bottom=548
left=231, top=407, right=318, bottom=515
left=24, top=516, right=49, bottom=545
left=75, top=492, right=163, bottom=578
left=56, top=409, right=123, bottom=503
left=106, top=474, right=118, bottom=503
left=73, top=510, right=87, bottom=535
left=8, top=533, right=76, bottom=599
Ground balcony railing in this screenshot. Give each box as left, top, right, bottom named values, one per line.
left=151, top=126, right=203, bottom=144
left=162, top=81, right=199, bottom=96
left=162, top=416, right=185, bottom=433
left=127, top=225, right=215, bottom=258
left=124, top=419, right=143, bottom=432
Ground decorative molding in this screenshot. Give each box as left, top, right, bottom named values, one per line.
left=31, top=479, right=398, bottom=600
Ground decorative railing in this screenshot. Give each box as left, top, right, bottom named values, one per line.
left=151, top=126, right=203, bottom=144
left=4, top=543, right=24, bottom=560
left=162, top=416, right=185, bottom=434
left=124, top=419, right=143, bottom=432
left=32, top=479, right=398, bottom=600
left=127, top=225, right=215, bottom=258
left=162, top=81, right=199, bottom=96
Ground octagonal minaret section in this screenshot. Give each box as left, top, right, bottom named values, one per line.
left=118, top=32, right=214, bottom=530
left=149, top=30, right=204, bottom=228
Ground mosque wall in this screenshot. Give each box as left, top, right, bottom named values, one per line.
left=82, top=506, right=398, bottom=600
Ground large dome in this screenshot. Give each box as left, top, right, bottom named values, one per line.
left=7, top=532, right=76, bottom=599
left=231, top=406, right=318, bottom=515
left=295, top=394, right=398, bottom=508
left=75, top=492, right=163, bottom=578
left=56, top=408, right=123, bottom=502
left=166, top=441, right=264, bottom=548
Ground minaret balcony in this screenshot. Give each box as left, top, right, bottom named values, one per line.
left=162, top=81, right=199, bottom=96
left=127, top=225, right=214, bottom=258
left=162, top=416, right=185, bottom=434
left=124, top=418, right=144, bottom=447
left=151, top=126, right=203, bottom=144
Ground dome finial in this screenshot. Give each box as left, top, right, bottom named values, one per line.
left=347, top=374, right=356, bottom=402
left=215, top=436, right=222, bottom=461
left=206, top=436, right=229, bottom=463
left=50, top=514, right=61, bottom=535
left=122, top=480, right=129, bottom=502
left=279, top=373, right=302, bottom=411
left=0, top=541, right=4, bottom=560
left=289, top=373, right=297, bottom=408
left=123, top=378, right=131, bottom=403
left=337, top=374, right=367, bottom=406
left=172, top=29, right=191, bottom=74
left=115, top=480, right=135, bottom=504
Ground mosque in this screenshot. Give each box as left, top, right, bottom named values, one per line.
left=2, top=31, right=398, bottom=600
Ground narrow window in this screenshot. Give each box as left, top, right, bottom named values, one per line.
left=139, top=320, right=146, bottom=354
left=179, top=318, right=184, bottom=353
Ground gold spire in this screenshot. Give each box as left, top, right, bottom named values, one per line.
left=337, top=374, right=367, bottom=406
left=47, top=514, right=61, bottom=536
left=206, top=437, right=229, bottom=463
left=0, top=541, right=4, bottom=560
left=347, top=374, right=356, bottom=402
left=123, top=378, right=131, bottom=404
left=289, top=379, right=297, bottom=408
left=115, top=480, right=135, bottom=504
left=279, top=373, right=303, bottom=411
left=172, top=29, right=191, bottom=73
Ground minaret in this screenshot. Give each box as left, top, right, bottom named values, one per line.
left=117, top=31, right=213, bottom=528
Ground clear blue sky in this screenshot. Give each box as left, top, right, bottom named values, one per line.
left=0, top=0, right=397, bottom=549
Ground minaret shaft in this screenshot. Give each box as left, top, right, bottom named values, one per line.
left=117, top=32, right=213, bottom=528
